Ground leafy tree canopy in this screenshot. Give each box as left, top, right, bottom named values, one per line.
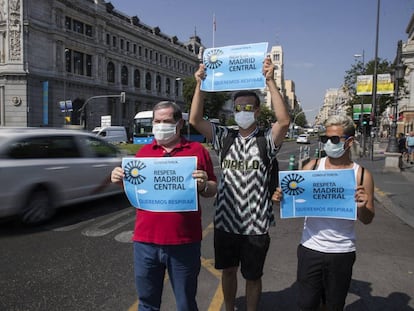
left=182, top=76, right=230, bottom=119
left=290, top=106, right=308, bottom=128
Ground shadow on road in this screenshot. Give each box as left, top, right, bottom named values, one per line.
left=233, top=279, right=414, bottom=311
left=235, top=282, right=298, bottom=311
left=346, top=279, right=414, bottom=311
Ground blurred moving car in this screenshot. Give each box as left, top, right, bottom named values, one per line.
left=0, top=127, right=125, bottom=225
left=296, top=133, right=310, bottom=144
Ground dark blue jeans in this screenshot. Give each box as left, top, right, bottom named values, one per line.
left=133, top=241, right=201, bottom=311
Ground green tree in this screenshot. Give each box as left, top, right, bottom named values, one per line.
left=294, top=112, right=307, bottom=128
left=182, top=76, right=230, bottom=119
left=257, top=105, right=275, bottom=128
left=290, top=106, right=308, bottom=128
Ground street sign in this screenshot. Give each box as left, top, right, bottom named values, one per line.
left=353, top=104, right=372, bottom=120
left=377, top=74, right=394, bottom=95
left=59, top=100, right=73, bottom=112
left=356, top=75, right=373, bottom=95
left=101, top=115, right=111, bottom=127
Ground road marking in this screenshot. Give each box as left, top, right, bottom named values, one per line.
left=82, top=209, right=135, bottom=237
left=208, top=283, right=224, bottom=311
left=203, top=222, right=214, bottom=239
left=375, top=186, right=389, bottom=197
left=51, top=218, right=96, bottom=232
left=114, top=230, right=133, bottom=243
left=127, top=301, right=138, bottom=311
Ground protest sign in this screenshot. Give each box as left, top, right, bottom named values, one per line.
left=122, top=156, right=198, bottom=212
left=279, top=169, right=356, bottom=220
left=201, top=42, right=268, bottom=92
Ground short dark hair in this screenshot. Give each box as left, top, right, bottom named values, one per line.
left=233, top=90, right=260, bottom=107
left=153, top=101, right=182, bottom=121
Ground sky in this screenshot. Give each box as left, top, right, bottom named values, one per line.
left=108, top=0, right=413, bottom=123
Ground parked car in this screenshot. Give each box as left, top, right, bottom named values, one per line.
left=296, top=133, right=310, bottom=144
left=92, top=126, right=128, bottom=144
left=0, top=127, right=125, bottom=225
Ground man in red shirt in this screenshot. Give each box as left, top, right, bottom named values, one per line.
left=111, top=101, right=217, bottom=311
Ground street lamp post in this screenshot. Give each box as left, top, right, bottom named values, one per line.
left=370, top=0, right=380, bottom=161
left=289, top=110, right=308, bottom=139
left=354, top=51, right=366, bottom=156
left=386, top=40, right=405, bottom=153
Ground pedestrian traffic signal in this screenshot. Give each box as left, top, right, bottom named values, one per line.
left=362, top=115, right=370, bottom=125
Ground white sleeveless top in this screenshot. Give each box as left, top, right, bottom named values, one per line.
left=300, top=157, right=359, bottom=253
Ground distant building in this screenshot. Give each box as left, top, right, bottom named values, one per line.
left=319, top=88, right=349, bottom=123
left=284, top=79, right=297, bottom=111
left=265, top=45, right=289, bottom=110
left=0, top=0, right=203, bottom=132
left=400, top=13, right=414, bottom=134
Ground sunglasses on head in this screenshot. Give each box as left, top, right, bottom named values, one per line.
left=319, top=135, right=349, bottom=144
left=234, top=104, right=256, bottom=112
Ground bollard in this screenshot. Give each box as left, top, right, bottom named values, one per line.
left=288, top=155, right=296, bottom=170
left=314, top=148, right=319, bottom=158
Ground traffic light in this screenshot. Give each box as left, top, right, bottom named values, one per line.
left=361, top=115, right=371, bottom=135
left=362, top=114, right=369, bottom=126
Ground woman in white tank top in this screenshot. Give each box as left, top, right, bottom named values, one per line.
left=272, top=114, right=375, bottom=311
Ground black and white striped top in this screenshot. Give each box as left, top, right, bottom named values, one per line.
left=212, top=124, right=280, bottom=235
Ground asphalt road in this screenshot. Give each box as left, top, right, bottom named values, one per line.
left=0, top=139, right=317, bottom=311
left=1, top=138, right=412, bottom=310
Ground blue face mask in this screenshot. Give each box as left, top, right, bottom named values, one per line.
left=323, top=140, right=346, bottom=158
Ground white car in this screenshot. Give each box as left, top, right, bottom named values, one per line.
left=0, top=127, right=125, bottom=225
left=296, top=134, right=310, bottom=144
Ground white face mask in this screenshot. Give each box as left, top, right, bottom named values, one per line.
left=152, top=122, right=177, bottom=144
left=234, top=111, right=255, bottom=129
left=323, top=140, right=346, bottom=158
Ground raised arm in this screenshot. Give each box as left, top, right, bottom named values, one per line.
left=262, top=57, right=290, bottom=147
left=189, top=64, right=213, bottom=142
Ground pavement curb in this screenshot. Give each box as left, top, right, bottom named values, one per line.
left=373, top=188, right=414, bottom=229
left=353, top=139, right=414, bottom=229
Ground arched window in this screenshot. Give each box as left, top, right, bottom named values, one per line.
left=175, top=80, right=179, bottom=96
left=107, top=62, right=115, bottom=83
left=156, top=75, right=161, bottom=93
left=166, top=78, right=171, bottom=94
left=145, top=72, right=152, bottom=90
left=134, top=69, right=140, bottom=88
left=121, top=65, right=128, bottom=85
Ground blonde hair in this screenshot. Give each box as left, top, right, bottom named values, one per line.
left=324, top=114, right=355, bottom=136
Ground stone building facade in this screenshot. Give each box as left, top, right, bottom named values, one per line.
left=400, top=13, right=414, bottom=134
left=266, top=45, right=287, bottom=109
left=0, top=0, right=203, bottom=133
